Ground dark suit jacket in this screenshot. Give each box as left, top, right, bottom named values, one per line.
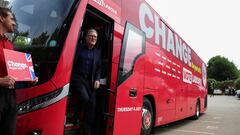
left=72, top=43, right=101, bottom=86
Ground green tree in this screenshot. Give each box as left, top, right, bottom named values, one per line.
left=235, top=78, right=240, bottom=90
left=215, top=80, right=234, bottom=93
left=32, top=32, right=49, bottom=45
left=208, top=78, right=217, bottom=94
left=207, top=55, right=239, bottom=81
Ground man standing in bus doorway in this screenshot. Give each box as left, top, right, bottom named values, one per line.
left=71, top=28, right=101, bottom=135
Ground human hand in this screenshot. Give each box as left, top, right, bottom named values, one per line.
left=94, top=80, right=100, bottom=89
left=0, top=76, right=15, bottom=89
left=30, top=77, right=38, bottom=85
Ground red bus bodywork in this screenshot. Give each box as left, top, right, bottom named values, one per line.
left=12, top=0, right=207, bottom=135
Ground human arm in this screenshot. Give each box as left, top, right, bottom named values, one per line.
left=0, top=76, right=15, bottom=89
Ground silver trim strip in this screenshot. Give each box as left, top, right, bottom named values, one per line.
left=18, top=84, right=70, bottom=114
left=32, top=83, right=69, bottom=110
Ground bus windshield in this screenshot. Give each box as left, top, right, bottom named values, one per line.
left=8, top=0, right=77, bottom=85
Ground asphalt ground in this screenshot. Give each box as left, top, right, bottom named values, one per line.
left=153, top=95, right=240, bottom=135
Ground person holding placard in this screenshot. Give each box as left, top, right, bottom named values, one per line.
left=0, top=7, right=38, bottom=135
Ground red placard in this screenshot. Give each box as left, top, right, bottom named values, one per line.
left=3, top=49, right=36, bottom=81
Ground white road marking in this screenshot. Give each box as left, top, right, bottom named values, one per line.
left=213, top=117, right=222, bottom=120
left=174, top=129, right=215, bottom=135
left=211, top=113, right=223, bottom=116
left=206, top=126, right=219, bottom=130
left=199, top=120, right=221, bottom=124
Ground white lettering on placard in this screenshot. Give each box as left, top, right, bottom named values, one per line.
left=139, top=3, right=192, bottom=67
left=7, top=60, right=27, bottom=70
left=117, top=107, right=142, bottom=112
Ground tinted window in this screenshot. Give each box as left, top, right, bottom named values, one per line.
left=117, top=22, right=145, bottom=85
left=8, top=0, right=78, bottom=85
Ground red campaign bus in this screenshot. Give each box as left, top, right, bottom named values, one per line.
left=8, top=0, right=207, bottom=134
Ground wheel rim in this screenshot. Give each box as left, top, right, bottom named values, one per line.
left=142, top=108, right=152, bottom=130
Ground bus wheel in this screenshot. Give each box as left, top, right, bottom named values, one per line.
left=141, top=98, right=153, bottom=135
left=192, top=101, right=200, bottom=120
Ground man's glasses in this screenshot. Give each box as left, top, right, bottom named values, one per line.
left=87, top=35, right=97, bottom=39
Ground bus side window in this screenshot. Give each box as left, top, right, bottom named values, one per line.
left=117, top=22, right=145, bottom=85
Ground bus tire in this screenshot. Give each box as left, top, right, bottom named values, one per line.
left=141, top=98, right=153, bottom=135
left=192, top=100, right=200, bottom=120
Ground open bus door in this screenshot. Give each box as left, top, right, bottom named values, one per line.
left=113, top=22, right=146, bottom=135
left=65, top=5, right=115, bottom=135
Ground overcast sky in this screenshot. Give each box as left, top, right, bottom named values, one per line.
left=145, top=0, right=240, bottom=68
